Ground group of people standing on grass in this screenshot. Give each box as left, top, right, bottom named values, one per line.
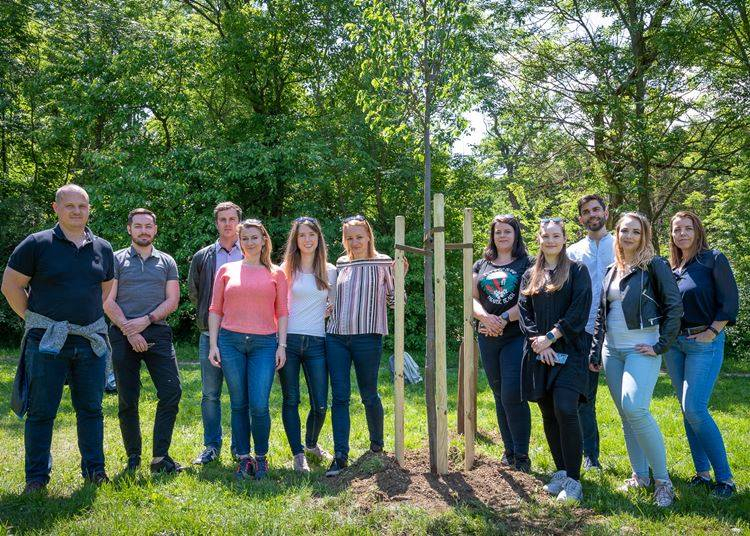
left=1, top=186, right=738, bottom=508
left=473, top=194, right=738, bottom=507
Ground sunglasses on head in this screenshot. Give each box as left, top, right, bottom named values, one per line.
left=494, top=213, right=515, bottom=220
left=342, top=214, right=366, bottom=224
left=294, top=216, right=319, bottom=225
left=240, top=218, right=264, bottom=227
left=540, top=217, right=564, bottom=224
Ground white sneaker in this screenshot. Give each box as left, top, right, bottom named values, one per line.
left=556, top=477, right=583, bottom=503
left=654, top=479, right=674, bottom=508
left=304, top=444, right=333, bottom=464
left=617, top=473, right=651, bottom=492
left=293, top=452, right=310, bottom=473
left=543, top=470, right=568, bottom=495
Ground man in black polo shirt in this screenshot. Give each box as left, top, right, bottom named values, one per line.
left=2, top=184, right=115, bottom=493
left=103, top=208, right=183, bottom=475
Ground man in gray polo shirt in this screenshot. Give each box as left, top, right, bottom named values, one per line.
left=104, top=208, right=183, bottom=474
left=568, top=194, right=615, bottom=471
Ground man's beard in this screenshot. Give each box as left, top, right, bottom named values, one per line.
left=133, top=236, right=154, bottom=246
left=585, top=217, right=605, bottom=232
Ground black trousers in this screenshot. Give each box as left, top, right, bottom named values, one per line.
left=537, top=386, right=583, bottom=480
left=110, top=324, right=182, bottom=459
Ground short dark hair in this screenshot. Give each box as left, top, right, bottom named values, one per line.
left=577, top=194, right=606, bottom=215
left=484, top=214, right=528, bottom=261
left=127, top=208, right=156, bottom=225
left=214, top=201, right=242, bottom=222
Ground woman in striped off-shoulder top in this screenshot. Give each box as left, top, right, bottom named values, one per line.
left=324, top=215, right=406, bottom=476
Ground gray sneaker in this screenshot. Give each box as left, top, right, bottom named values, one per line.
left=654, top=479, right=675, bottom=507
left=543, top=470, right=568, bottom=495
left=305, top=444, right=333, bottom=464
left=293, top=453, right=311, bottom=473
left=557, top=477, right=583, bottom=503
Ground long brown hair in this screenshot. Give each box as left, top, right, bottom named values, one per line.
left=483, top=214, right=528, bottom=261
left=283, top=217, right=330, bottom=290
left=614, top=212, right=655, bottom=271
left=669, top=210, right=709, bottom=269
left=238, top=219, right=274, bottom=271
left=341, top=215, right=379, bottom=259
left=522, top=220, right=572, bottom=295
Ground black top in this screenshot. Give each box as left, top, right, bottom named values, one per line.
left=473, top=255, right=533, bottom=341
left=7, top=224, right=115, bottom=326
left=518, top=261, right=592, bottom=402
left=673, top=249, right=739, bottom=328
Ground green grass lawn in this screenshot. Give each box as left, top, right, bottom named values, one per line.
left=0, top=345, right=748, bottom=535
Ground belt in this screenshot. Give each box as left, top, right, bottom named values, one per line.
left=680, top=325, right=708, bottom=336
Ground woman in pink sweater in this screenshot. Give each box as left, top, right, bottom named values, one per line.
left=207, top=219, right=288, bottom=480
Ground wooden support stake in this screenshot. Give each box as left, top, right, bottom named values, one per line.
left=462, top=208, right=475, bottom=470
left=394, top=215, right=406, bottom=466
left=433, top=194, right=449, bottom=475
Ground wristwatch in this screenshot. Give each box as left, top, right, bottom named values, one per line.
left=545, top=331, right=556, bottom=342
left=501, top=311, right=510, bottom=323
left=147, top=312, right=157, bottom=324
left=278, top=342, right=287, bottom=349
left=707, top=326, right=720, bottom=336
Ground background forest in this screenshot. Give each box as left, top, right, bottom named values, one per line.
left=1, top=0, right=748, bottom=358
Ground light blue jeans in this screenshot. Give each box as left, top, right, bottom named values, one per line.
left=664, top=332, right=732, bottom=483
left=602, top=343, right=669, bottom=481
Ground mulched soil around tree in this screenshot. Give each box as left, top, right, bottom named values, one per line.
left=328, top=449, right=591, bottom=534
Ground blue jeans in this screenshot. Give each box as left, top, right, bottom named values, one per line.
left=278, top=334, right=328, bottom=455
left=477, top=334, right=530, bottom=457
left=326, top=334, right=384, bottom=458
left=199, top=332, right=227, bottom=452
left=664, top=332, right=732, bottom=482
left=24, top=332, right=106, bottom=484
left=578, top=332, right=600, bottom=462
left=602, top=343, right=669, bottom=481
left=218, top=329, right=277, bottom=457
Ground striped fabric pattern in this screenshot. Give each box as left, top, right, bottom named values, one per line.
left=327, top=254, right=395, bottom=336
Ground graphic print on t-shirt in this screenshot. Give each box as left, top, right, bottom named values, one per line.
left=480, top=267, right=521, bottom=306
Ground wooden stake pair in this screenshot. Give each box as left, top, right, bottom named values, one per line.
left=394, top=193, right=476, bottom=474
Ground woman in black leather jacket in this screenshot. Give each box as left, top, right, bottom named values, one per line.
left=590, top=212, right=682, bottom=508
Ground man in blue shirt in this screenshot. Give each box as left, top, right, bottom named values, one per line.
left=187, top=201, right=244, bottom=464
left=567, top=194, right=615, bottom=471
left=2, top=184, right=115, bottom=493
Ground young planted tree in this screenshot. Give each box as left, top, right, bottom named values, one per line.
left=350, top=0, right=485, bottom=471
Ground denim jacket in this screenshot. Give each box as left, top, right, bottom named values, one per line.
left=589, top=256, right=683, bottom=365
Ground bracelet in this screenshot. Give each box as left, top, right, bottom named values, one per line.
left=707, top=326, right=720, bottom=336
left=278, top=343, right=287, bottom=349
left=147, top=312, right=156, bottom=324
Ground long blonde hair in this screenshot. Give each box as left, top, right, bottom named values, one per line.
left=341, top=215, right=379, bottom=259
left=669, top=210, right=709, bottom=269
left=283, top=217, right=330, bottom=290
left=615, top=212, right=655, bottom=271
left=522, top=220, right=572, bottom=295
left=238, top=219, right=274, bottom=270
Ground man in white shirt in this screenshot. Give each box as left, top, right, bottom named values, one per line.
left=567, top=194, right=615, bottom=471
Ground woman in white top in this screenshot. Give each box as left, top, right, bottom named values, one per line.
left=590, top=212, right=682, bottom=507
left=279, top=216, right=337, bottom=472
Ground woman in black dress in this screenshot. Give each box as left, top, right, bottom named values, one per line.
left=519, top=218, right=591, bottom=503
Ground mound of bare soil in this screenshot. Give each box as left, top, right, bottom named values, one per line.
left=329, top=449, right=590, bottom=534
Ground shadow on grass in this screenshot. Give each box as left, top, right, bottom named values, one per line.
left=581, top=470, right=750, bottom=526
left=0, top=484, right=99, bottom=533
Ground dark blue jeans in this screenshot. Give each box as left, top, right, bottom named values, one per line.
left=477, top=334, right=530, bottom=457
left=24, top=331, right=106, bottom=484
left=199, top=332, right=227, bottom=452
left=578, top=332, right=600, bottom=463
left=218, top=329, right=277, bottom=457
left=278, top=334, right=328, bottom=455
left=326, top=334, right=384, bottom=458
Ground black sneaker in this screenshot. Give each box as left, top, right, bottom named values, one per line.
left=500, top=451, right=515, bottom=467
left=325, top=455, right=348, bottom=477
left=23, top=480, right=47, bottom=494
left=125, top=456, right=141, bottom=473
left=513, top=455, right=531, bottom=474
left=370, top=443, right=383, bottom=454
left=150, top=455, right=183, bottom=475
left=711, top=481, right=736, bottom=499
left=688, top=474, right=712, bottom=489
left=86, top=471, right=111, bottom=486
left=235, top=457, right=257, bottom=479
left=193, top=446, right=219, bottom=465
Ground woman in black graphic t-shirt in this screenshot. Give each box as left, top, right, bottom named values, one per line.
left=472, top=214, right=533, bottom=472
